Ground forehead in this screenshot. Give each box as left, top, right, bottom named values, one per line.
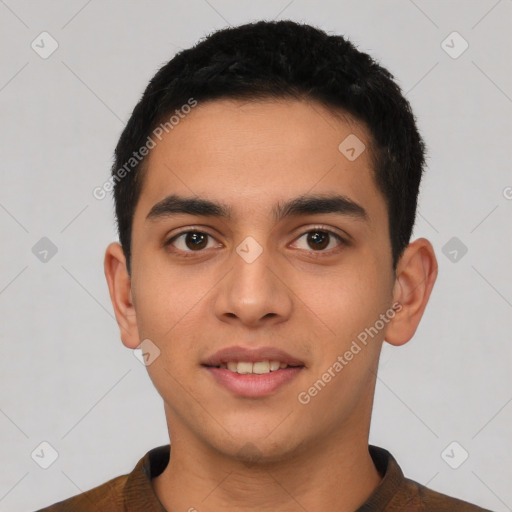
left=135, top=98, right=385, bottom=227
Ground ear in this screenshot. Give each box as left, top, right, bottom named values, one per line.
left=385, top=238, right=438, bottom=347
left=104, top=242, right=140, bottom=349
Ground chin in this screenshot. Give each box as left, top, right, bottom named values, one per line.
left=208, top=426, right=307, bottom=466
left=230, top=441, right=297, bottom=466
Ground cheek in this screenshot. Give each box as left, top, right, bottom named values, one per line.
left=130, top=257, right=223, bottom=387
left=295, top=261, right=390, bottom=340
left=292, top=268, right=386, bottom=425
left=132, top=240, right=216, bottom=326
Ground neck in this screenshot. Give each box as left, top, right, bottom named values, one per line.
left=153, top=423, right=382, bottom=512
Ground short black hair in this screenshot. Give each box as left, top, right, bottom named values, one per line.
left=112, top=20, right=425, bottom=273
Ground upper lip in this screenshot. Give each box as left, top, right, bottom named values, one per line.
left=202, top=346, right=305, bottom=367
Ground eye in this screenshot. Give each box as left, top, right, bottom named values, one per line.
left=165, top=231, right=221, bottom=253
left=291, top=228, right=345, bottom=253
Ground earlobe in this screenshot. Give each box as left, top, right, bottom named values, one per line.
left=385, top=238, right=438, bottom=347
left=104, top=242, right=140, bottom=349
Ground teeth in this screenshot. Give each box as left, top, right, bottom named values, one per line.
left=269, top=361, right=280, bottom=371
left=237, top=362, right=253, bottom=374
left=253, top=361, right=270, bottom=374
left=221, top=360, right=288, bottom=374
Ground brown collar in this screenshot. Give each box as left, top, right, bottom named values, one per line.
left=122, top=444, right=405, bottom=511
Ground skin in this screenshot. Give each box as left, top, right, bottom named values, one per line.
left=104, top=98, right=437, bottom=511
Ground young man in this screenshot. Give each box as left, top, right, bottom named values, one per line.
left=37, top=20, right=493, bottom=512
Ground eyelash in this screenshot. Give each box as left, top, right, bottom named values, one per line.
left=164, top=225, right=347, bottom=258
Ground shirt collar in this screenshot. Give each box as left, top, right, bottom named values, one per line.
left=123, top=444, right=405, bottom=511
left=356, top=445, right=405, bottom=511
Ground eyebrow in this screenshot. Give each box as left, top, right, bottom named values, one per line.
left=146, top=193, right=368, bottom=223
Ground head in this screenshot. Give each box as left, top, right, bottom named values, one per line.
left=104, top=21, right=437, bottom=462
left=112, top=20, right=425, bottom=274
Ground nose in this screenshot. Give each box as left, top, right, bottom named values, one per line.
left=212, top=239, right=293, bottom=329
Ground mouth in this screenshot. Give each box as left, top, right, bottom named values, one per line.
left=203, top=360, right=302, bottom=374
left=201, top=346, right=305, bottom=398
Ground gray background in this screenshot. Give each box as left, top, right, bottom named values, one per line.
left=1, top=1, right=511, bottom=511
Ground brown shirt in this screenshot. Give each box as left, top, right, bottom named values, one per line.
left=35, top=445, right=494, bottom=511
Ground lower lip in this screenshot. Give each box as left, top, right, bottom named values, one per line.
left=204, top=366, right=303, bottom=398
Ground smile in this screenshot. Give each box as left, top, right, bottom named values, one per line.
left=201, top=345, right=305, bottom=397
left=205, top=360, right=297, bottom=374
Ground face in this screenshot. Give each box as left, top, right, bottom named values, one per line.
left=123, top=98, right=399, bottom=462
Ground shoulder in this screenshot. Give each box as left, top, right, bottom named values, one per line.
left=33, top=473, right=128, bottom=512
left=32, top=445, right=169, bottom=512
left=396, top=476, right=495, bottom=512
left=367, top=445, right=494, bottom=512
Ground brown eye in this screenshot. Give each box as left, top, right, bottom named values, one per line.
left=307, top=231, right=330, bottom=250
left=292, top=228, right=345, bottom=253
left=167, top=231, right=218, bottom=253
left=184, top=232, right=208, bottom=250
